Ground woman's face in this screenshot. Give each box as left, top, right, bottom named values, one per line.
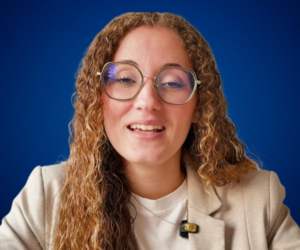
left=102, top=26, right=197, bottom=167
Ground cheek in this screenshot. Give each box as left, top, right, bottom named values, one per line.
left=102, top=96, right=131, bottom=135
left=167, top=107, right=195, bottom=142
left=103, top=96, right=115, bottom=128
left=170, top=100, right=197, bottom=126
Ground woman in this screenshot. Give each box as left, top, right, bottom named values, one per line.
left=0, top=12, right=299, bottom=250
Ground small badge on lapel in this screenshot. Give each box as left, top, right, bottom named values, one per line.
left=179, top=220, right=199, bottom=238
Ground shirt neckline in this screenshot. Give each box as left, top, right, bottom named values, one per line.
left=131, top=179, right=187, bottom=212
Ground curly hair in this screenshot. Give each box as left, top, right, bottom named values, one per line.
left=53, top=12, right=258, bottom=250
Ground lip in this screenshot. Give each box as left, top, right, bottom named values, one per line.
left=127, top=119, right=165, bottom=127
left=127, top=126, right=166, bottom=140
left=126, top=119, right=166, bottom=140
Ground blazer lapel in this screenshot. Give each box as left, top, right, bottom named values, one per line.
left=186, top=165, right=225, bottom=250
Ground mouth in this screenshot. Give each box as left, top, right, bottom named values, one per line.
left=127, top=124, right=165, bottom=134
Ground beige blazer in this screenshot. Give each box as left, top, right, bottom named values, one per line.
left=0, top=162, right=299, bottom=250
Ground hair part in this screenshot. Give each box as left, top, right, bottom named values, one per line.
left=53, top=12, right=258, bottom=250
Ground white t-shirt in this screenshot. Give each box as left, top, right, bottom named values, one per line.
left=128, top=180, right=190, bottom=250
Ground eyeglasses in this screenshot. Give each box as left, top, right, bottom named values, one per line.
left=97, top=62, right=201, bottom=105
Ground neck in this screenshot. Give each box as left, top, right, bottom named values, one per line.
left=125, top=154, right=186, bottom=200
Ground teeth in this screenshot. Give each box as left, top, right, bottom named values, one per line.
left=129, top=124, right=164, bottom=131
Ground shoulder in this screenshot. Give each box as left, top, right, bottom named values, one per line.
left=9, top=161, right=66, bottom=207
left=218, top=170, right=285, bottom=209
left=241, top=169, right=282, bottom=189
left=26, top=161, right=66, bottom=184
left=13, top=161, right=66, bottom=220
left=40, top=161, right=66, bottom=191
left=24, top=161, right=66, bottom=201
left=239, top=170, right=285, bottom=206
left=217, top=169, right=284, bottom=198
left=0, top=162, right=66, bottom=249
left=231, top=171, right=300, bottom=247
left=15, top=161, right=66, bottom=227
left=217, top=170, right=284, bottom=198
left=39, top=162, right=66, bottom=212
left=218, top=170, right=288, bottom=233
left=215, top=170, right=286, bottom=225
left=241, top=170, right=286, bottom=225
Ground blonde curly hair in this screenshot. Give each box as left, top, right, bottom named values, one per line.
left=53, top=12, right=258, bottom=250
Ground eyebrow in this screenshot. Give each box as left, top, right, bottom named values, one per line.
left=117, top=59, right=183, bottom=68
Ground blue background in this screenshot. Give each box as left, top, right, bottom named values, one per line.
left=1, top=0, right=299, bottom=227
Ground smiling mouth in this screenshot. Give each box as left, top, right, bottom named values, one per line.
left=127, top=124, right=165, bottom=133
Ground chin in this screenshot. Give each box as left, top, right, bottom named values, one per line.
left=121, top=147, right=180, bottom=168
left=124, top=154, right=166, bottom=167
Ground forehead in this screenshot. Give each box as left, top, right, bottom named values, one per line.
left=113, top=26, right=192, bottom=70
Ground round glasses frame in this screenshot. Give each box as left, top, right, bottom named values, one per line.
left=97, top=62, right=201, bottom=105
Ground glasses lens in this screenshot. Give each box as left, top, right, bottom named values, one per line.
left=156, top=68, right=195, bottom=104
left=102, top=63, right=141, bottom=99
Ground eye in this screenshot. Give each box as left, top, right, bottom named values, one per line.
left=105, top=77, right=137, bottom=85
left=160, top=81, right=186, bottom=89
left=115, top=77, right=136, bottom=84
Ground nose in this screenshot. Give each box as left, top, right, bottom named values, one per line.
left=133, top=76, right=162, bottom=111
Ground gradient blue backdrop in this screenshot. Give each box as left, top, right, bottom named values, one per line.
left=1, top=0, right=299, bottom=227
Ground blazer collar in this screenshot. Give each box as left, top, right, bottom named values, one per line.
left=186, top=164, right=222, bottom=214
left=186, top=165, right=225, bottom=250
